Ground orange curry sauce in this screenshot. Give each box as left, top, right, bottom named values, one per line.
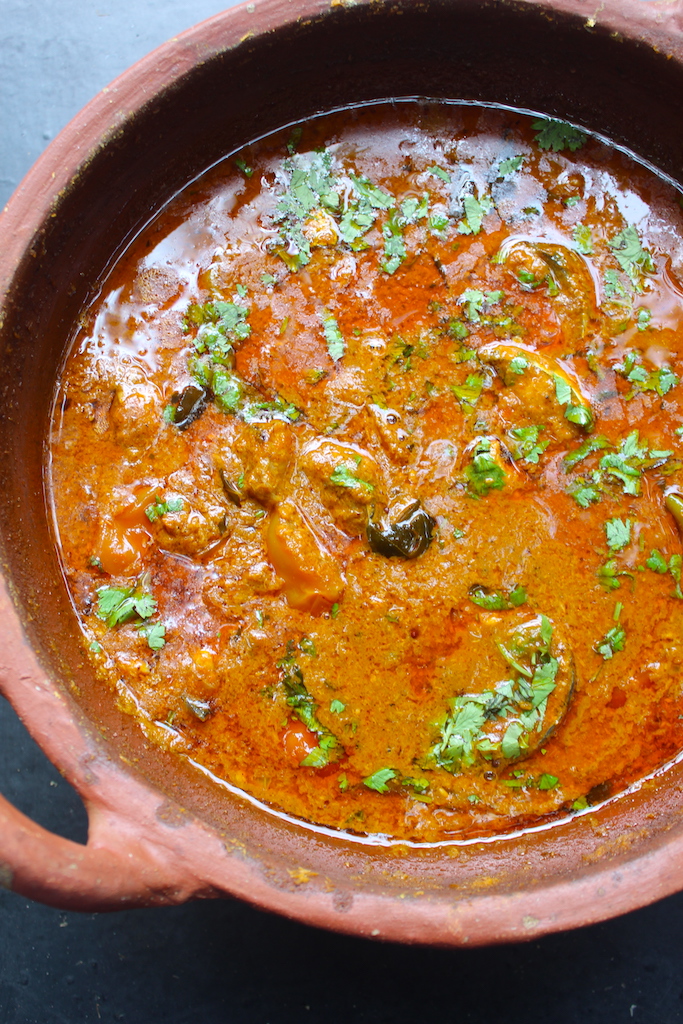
left=50, top=104, right=683, bottom=842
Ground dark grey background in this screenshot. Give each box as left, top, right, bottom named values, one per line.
left=2, top=2, right=683, bottom=1021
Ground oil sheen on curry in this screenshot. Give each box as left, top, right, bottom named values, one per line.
left=50, top=104, right=683, bottom=843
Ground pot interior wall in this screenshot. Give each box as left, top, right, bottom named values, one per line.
left=2, top=0, right=683, bottom=901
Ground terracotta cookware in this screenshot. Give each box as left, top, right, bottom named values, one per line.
left=2, top=0, right=683, bottom=945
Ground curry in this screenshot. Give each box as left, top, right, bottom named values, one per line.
left=49, top=103, right=683, bottom=842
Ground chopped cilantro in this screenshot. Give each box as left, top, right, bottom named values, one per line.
left=469, top=584, right=527, bottom=610
left=554, top=374, right=594, bottom=431
left=428, top=211, right=450, bottom=237
left=286, top=126, right=303, bottom=155
left=564, top=435, right=611, bottom=470
left=280, top=660, right=340, bottom=767
left=457, top=194, right=493, bottom=236
left=381, top=211, right=406, bottom=274
left=451, top=373, right=486, bottom=408
left=431, top=618, right=558, bottom=770
left=609, top=225, right=655, bottom=289
left=532, top=118, right=587, bottom=153
left=145, top=496, right=183, bottom=523
left=427, top=165, right=451, bottom=183
left=596, top=625, right=626, bottom=660
left=459, top=288, right=505, bottom=323
left=636, top=307, right=651, bottom=331
left=508, top=356, right=528, bottom=376
left=597, top=559, right=633, bottom=591
left=299, top=635, right=317, bottom=657
left=350, top=173, right=394, bottom=210
left=137, top=622, right=166, bottom=651
left=330, top=462, right=374, bottom=494
left=321, top=311, right=345, bottom=361
left=403, top=777, right=430, bottom=794
left=261, top=273, right=277, bottom=287
left=234, top=157, right=253, bottom=177
left=537, top=773, right=559, bottom=791
left=363, top=768, right=397, bottom=793
left=596, top=430, right=671, bottom=495
left=603, top=268, right=630, bottom=306
left=399, top=195, right=429, bottom=224
left=96, top=583, right=156, bottom=628
left=96, top=580, right=165, bottom=651
left=497, top=155, right=523, bottom=178
left=605, top=517, right=632, bottom=551
left=616, top=350, right=678, bottom=398
left=330, top=699, right=345, bottom=714
left=572, top=223, right=593, bottom=256
left=273, top=151, right=340, bottom=269
left=465, top=439, right=506, bottom=496
left=510, top=424, right=549, bottom=464
left=646, top=549, right=668, bottom=574
left=569, top=481, right=602, bottom=507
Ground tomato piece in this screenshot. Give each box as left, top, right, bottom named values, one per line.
left=282, top=719, right=319, bottom=765
left=94, top=485, right=156, bottom=575
left=266, top=500, right=344, bottom=615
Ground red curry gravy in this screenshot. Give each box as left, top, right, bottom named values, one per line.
left=50, top=103, right=683, bottom=842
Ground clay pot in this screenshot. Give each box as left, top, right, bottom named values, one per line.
left=2, top=0, right=683, bottom=945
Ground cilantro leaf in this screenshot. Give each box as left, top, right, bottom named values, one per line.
left=636, top=307, right=652, bottom=331
left=596, top=559, right=633, bottom=591
left=280, top=660, right=340, bottom=765
left=609, top=225, right=655, bottom=289
left=497, top=155, right=524, bottom=178
left=363, top=768, right=397, bottom=793
left=451, top=373, right=486, bottom=408
left=428, top=211, right=450, bottom=237
left=647, top=549, right=668, bottom=573
left=596, top=625, right=626, bottom=660
left=349, top=174, right=395, bottom=210
left=329, top=462, right=374, bottom=494
left=137, top=622, right=166, bottom=651
left=537, top=773, right=559, bottom=791
left=572, top=223, right=593, bottom=256
left=457, top=194, right=493, bottom=236
left=569, top=481, right=602, bottom=507
left=330, top=699, right=345, bottom=714
left=501, top=722, right=524, bottom=759
left=508, top=356, right=528, bottom=377
left=399, top=194, right=429, bottom=224
left=381, top=211, right=406, bottom=274
left=564, top=435, right=611, bottom=470
left=96, top=583, right=157, bottom=628
left=459, top=288, right=505, bottom=323
left=469, top=584, right=527, bottom=610
left=145, top=496, right=183, bottom=523
left=554, top=375, right=573, bottom=406
left=465, top=439, right=506, bottom=496
left=510, top=424, right=549, bottom=464
left=321, top=311, right=345, bottom=361
left=532, top=118, right=587, bottom=152
left=427, top=165, right=451, bottom=183
left=605, top=517, right=632, bottom=550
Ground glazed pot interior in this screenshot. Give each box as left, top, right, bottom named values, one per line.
left=2, top=0, right=683, bottom=926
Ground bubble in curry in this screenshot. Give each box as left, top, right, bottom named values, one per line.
left=50, top=104, right=683, bottom=842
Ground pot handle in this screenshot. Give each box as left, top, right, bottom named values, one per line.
left=0, top=787, right=203, bottom=910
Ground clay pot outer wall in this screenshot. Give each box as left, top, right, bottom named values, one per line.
left=2, top=0, right=683, bottom=944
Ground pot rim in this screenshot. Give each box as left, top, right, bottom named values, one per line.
left=2, top=0, right=683, bottom=943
